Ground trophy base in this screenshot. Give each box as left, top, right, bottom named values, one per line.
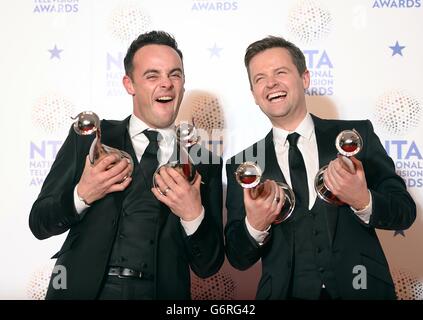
left=314, top=166, right=345, bottom=206
left=273, top=182, right=296, bottom=224
left=88, top=139, right=134, bottom=177
left=153, top=161, right=197, bottom=194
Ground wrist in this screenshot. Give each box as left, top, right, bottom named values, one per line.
left=76, top=185, right=91, bottom=206
left=352, top=191, right=371, bottom=211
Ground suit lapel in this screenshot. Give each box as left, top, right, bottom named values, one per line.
left=100, top=116, right=134, bottom=214
left=260, top=130, right=295, bottom=251
left=311, top=114, right=340, bottom=246
left=262, top=130, right=286, bottom=183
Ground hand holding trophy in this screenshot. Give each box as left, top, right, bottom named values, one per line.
left=235, top=162, right=295, bottom=224
left=314, top=129, right=363, bottom=205
left=72, top=111, right=134, bottom=177
left=153, top=122, right=199, bottom=194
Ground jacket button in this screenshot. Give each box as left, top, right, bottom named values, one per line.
left=192, top=246, right=201, bottom=256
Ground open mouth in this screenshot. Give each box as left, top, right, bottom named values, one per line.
left=155, top=96, right=174, bottom=104
left=267, top=91, right=287, bottom=102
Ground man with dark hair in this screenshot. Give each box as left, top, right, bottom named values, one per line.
left=29, top=31, right=224, bottom=299
left=225, top=35, right=416, bottom=299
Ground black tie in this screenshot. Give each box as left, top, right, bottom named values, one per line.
left=140, top=130, right=160, bottom=187
left=287, top=133, right=309, bottom=207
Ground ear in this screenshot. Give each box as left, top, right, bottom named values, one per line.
left=122, top=75, right=135, bottom=96
left=302, top=69, right=310, bottom=90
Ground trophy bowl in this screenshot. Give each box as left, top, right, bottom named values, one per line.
left=72, top=111, right=134, bottom=176
left=153, top=123, right=199, bottom=195
left=235, top=162, right=295, bottom=224
left=315, top=129, right=363, bottom=205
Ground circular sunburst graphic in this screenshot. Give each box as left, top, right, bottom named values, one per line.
left=391, top=268, right=423, bottom=300
left=191, top=94, right=225, bottom=133
left=26, top=264, right=53, bottom=300
left=108, top=2, right=152, bottom=44
left=374, top=89, right=422, bottom=136
left=191, top=270, right=236, bottom=300
left=31, top=93, right=75, bottom=134
left=287, top=0, right=332, bottom=45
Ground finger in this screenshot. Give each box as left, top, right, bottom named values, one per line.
left=107, top=176, right=132, bottom=193
left=327, top=160, right=345, bottom=183
left=267, top=181, right=278, bottom=205
left=244, top=188, right=253, bottom=202
left=154, top=171, right=170, bottom=194
left=275, top=188, right=285, bottom=214
left=250, top=184, right=264, bottom=200
left=336, top=155, right=355, bottom=174
left=159, top=167, right=181, bottom=193
left=95, top=153, right=121, bottom=172
left=193, top=172, right=202, bottom=190
left=260, top=180, right=272, bottom=199
left=323, top=167, right=336, bottom=192
left=273, top=184, right=282, bottom=206
left=83, top=155, right=92, bottom=170
left=108, top=157, right=130, bottom=175
left=108, top=162, right=133, bottom=185
left=151, top=187, right=171, bottom=206
left=350, top=156, right=363, bottom=171
left=166, top=167, right=188, bottom=186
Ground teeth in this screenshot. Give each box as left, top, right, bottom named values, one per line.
left=267, top=92, right=286, bottom=100
left=156, top=96, right=173, bottom=102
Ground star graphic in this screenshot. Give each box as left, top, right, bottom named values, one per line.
left=48, top=45, right=63, bottom=59
left=393, top=230, right=405, bottom=237
left=208, top=43, right=223, bottom=58
left=389, top=41, right=405, bottom=56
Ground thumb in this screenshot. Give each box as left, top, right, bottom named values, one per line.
left=243, top=188, right=252, bottom=202
left=193, top=172, right=202, bottom=189
left=83, top=155, right=92, bottom=171
left=350, top=156, right=364, bottom=171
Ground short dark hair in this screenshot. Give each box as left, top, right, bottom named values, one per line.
left=124, top=30, right=183, bottom=78
left=244, top=36, right=307, bottom=86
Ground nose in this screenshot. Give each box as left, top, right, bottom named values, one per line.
left=265, top=76, right=278, bottom=88
left=160, top=76, right=173, bottom=89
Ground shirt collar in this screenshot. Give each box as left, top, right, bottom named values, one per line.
left=129, top=114, right=175, bottom=142
left=273, top=112, right=315, bottom=146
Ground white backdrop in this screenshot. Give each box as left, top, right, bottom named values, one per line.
left=0, top=0, right=422, bottom=299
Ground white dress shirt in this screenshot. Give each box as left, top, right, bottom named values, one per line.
left=246, top=113, right=372, bottom=243
left=74, top=114, right=204, bottom=236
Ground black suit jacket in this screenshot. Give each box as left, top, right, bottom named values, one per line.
left=225, top=114, right=416, bottom=299
left=29, top=116, right=224, bottom=299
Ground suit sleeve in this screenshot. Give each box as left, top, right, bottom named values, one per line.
left=29, top=127, right=89, bottom=240
left=362, top=120, right=416, bottom=230
left=183, top=157, right=225, bottom=278
left=224, top=160, right=264, bottom=271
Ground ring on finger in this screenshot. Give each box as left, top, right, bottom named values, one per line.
left=163, top=187, right=171, bottom=196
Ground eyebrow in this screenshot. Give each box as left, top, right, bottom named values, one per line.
left=252, top=72, right=265, bottom=82
left=252, top=66, right=290, bottom=81
left=143, top=67, right=184, bottom=76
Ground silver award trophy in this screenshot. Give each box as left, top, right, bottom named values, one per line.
left=314, top=129, right=363, bottom=205
left=72, top=111, right=134, bottom=176
left=153, top=123, right=199, bottom=194
left=235, top=162, right=295, bottom=224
